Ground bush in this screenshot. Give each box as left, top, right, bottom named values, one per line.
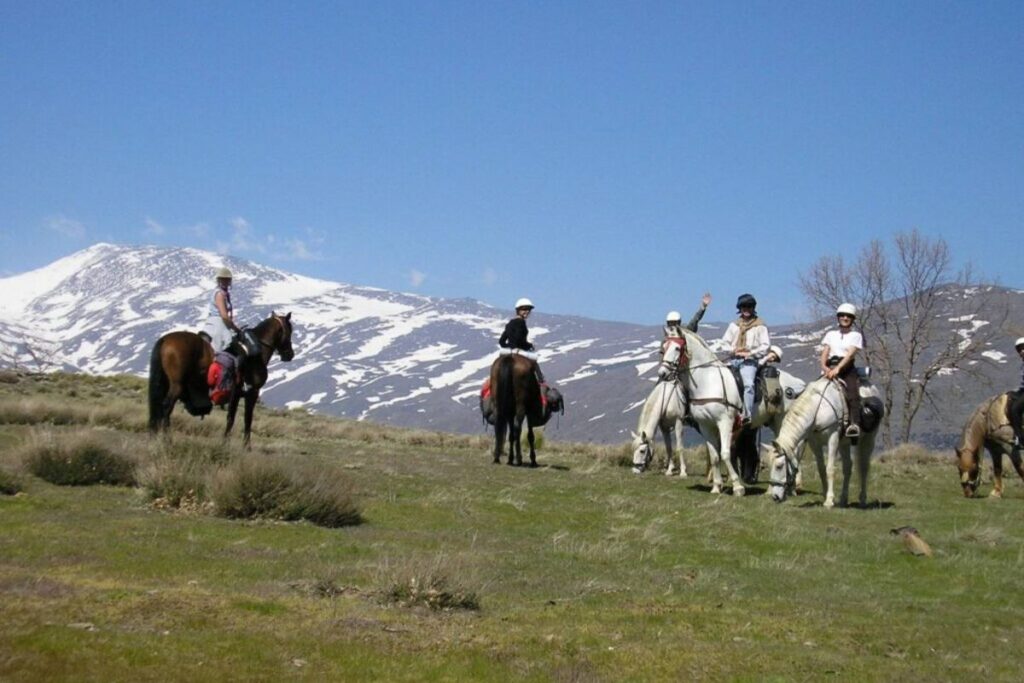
left=0, top=467, right=23, bottom=495
left=212, top=456, right=362, bottom=528
left=22, top=430, right=137, bottom=486
left=380, top=556, right=480, bottom=611
left=139, top=437, right=235, bottom=510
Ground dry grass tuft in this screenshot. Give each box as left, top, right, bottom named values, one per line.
left=379, top=555, right=481, bottom=611
left=212, top=455, right=362, bottom=528
left=877, top=443, right=945, bottom=464
left=21, top=429, right=137, bottom=486
left=138, top=437, right=234, bottom=510
left=0, top=466, right=23, bottom=495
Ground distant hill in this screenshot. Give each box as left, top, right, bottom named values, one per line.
left=1, top=243, right=1021, bottom=446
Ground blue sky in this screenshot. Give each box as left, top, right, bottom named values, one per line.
left=1, top=1, right=1021, bottom=325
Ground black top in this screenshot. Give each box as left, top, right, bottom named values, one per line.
left=499, top=317, right=533, bottom=351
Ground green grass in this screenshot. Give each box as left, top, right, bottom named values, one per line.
left=2, top=372, right=1024, bottom=680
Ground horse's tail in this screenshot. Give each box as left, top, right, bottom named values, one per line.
left=148, top=337, right=168, bottom=433
left=496, top=355, right=517, bottom=423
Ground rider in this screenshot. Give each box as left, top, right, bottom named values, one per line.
left=662, top=293, right=712, bottom=352
left=820, top=303, right=863, bottom=438
left=760, top=344, right=783, bottom=367
left=499, top=298, right=545, bottom=383
left=1009, top=338, right=1024, bottom=451
left=721, top=293, right=770, bottom=424
left=203, top=267, right=241, bottom=352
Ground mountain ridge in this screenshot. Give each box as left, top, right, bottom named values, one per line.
left=1, top=243, right=1021, bottom=446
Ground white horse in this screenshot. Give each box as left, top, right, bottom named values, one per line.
left=636, top=331, right=746, bottom=496
left=764, top=377, right=884, bottom=507
left=631, top=378, right=688, bottom=476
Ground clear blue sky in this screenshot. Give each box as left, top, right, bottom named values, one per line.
left=1, top=1, right=1021, bottom=324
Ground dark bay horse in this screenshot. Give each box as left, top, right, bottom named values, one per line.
left=490, top=354, right=558, bottom=466
left=148, top=312, right=295, bottom=447
left=955, top=393, right=1024, bottom=498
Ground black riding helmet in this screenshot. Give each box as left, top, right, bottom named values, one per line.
left=736, top=293, right=757, bottom=311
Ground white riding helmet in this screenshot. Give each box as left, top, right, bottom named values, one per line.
left=514, top=297, right=534, bottom=311
left=665, top=310, right=682, bottom=323
left=768, top=345, right=783, bottom=361
left=836, top=303, right=857, bottom=318
left=216, top=267, right=233, bottom=280
left=1015, top=337, right=1024, bottom=350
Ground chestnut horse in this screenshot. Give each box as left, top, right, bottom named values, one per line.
left=148, top=312, right=295, bottom=447
left=490, top=353, right=554, bottom=466
left=955, top=393, right=1024, bottom=498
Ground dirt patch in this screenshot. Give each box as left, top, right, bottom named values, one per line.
left=0, top=576, right=77, bottom=599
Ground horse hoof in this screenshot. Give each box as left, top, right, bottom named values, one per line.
left=824, top=499, right=835, bottom=509
left=711, top=485, right=721, bottom=495
left=632, top=467, right=643, bottom=475
left=732, top=486, right=745, bottom=497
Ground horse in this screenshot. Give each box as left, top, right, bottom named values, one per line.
left=637, top=331, right=746, bottom=495
left=764, top=376, right=884, bottom=507
left=148, top=312, right=295, bottom=447
left=632, top=336, right=806, bottom=483
left=630, top=378, right=688, bottom=476
left=489, top=353, right=562, bottom=466
left=955, top=393, right=1024, bottom=498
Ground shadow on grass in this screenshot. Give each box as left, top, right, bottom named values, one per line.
left=797, top=499, right=896, bottom=510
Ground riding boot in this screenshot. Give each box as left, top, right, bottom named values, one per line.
left=533, top=361, right=546, bottom=386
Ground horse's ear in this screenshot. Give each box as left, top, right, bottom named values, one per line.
left=630, top=431, right=638, bottom=440
left=641, top=430, right=648, bottom=441
left=271, top=310, right=277, bottom=317
left=285, top=312, right=291, bottom=321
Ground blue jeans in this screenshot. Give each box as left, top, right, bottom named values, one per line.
left=729, top=358, right=758, bottom=419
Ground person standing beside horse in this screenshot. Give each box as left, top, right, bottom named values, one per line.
left=1009, top=337, right=1024, bottom=453
left=721, top=293, right=770, bottom=425
left=820, top=303, right=863, bottom=438
left=499, top=297, right=545, bottom=383
left=203, top=267, right=242, bottom=352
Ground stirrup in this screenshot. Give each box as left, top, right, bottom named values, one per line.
left=845, top=424, right=861, bottom=438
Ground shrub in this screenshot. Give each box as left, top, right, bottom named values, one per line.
left=22, top=430, right=137, bottom=486
left=0, top=467, right=23, bottom=495
left=380, top=555, right=480, bottom=611
left=212, top=456, right=361, bottom=528
left=139, top=437, right=235, bottom=510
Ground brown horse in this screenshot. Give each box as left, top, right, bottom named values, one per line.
left=490, top=354, right=558, bottom=466
left=148, top=312, right=295, bottom=447
left=955, top=393, right=1024, bottom=498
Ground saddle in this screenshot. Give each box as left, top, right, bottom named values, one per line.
left=478, top=379, right=564, bottom=427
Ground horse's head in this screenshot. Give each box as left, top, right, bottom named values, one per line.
left=630, top=430, right=653, bottom=474
left=765, top=441, right=797, bottom=503
left=955, top=446, right=980, bottom=498
left=271, top=311, right=295, bottom=361
left=658, top=337, right=687, bottom=380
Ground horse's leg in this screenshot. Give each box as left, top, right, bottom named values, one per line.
left=662, top=427, right=677, bottom=476
left=508, top=415, right=521, bottom=466
left=160, top=381, right=183, bottom=433
left=674, top=418, right=686, bottom=475
left=242, top=388, right=257, bottom=450
left=839, top=439, right=853, bottom=508
left=1008, top=445, right=1024, bottom=485
left=990, top=448, right=1004, bottom=499
left=856, top=434, right=873, bottom=507
left=715, top=414, right=744, bottom=497
left=225, top=389, right=241, bottom=441
left=493, top=417, right=506, bottom=464
left=704, top=428, right=724, bottom=495
left=823, top=431, right=840, bottom=508
left=526, top=420, right=537, bottom=468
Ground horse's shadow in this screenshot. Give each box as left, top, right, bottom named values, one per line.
left=687, top=483, right=766, bottom=496
left=797, top=499, right=895, bottom=510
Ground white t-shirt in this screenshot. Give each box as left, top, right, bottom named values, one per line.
left=821, top=329, right=863, bottom=360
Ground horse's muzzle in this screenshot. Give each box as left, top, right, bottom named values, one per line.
left=280, top=349, right=295, bottom=362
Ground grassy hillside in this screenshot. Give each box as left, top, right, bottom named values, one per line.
left=1, top=371, right=1023, bottom=681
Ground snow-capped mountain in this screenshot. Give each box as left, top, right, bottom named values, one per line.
left=1, top=243, right=1021, bottom=446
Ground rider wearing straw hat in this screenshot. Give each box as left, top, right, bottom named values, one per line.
left=821, top=303, right=863, bottom=438
left=203, top=266, right=241, bottom=352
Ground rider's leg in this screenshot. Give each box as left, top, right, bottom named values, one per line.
left=1009, top=391, right=1024, bottom=448
left=532, top=360, right=546, bottom=385
left=739, top=362, right=757, bottom=421
left=841, top=365, right=861, bottom=436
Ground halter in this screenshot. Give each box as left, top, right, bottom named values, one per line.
left=634, top=377, right=686, bottom=471
left=257, top=315, right=291, bottom=352
left=771, top=443, right=800, bottom=495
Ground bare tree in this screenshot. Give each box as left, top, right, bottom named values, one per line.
left=799, top=229, right=1007, bottom=446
